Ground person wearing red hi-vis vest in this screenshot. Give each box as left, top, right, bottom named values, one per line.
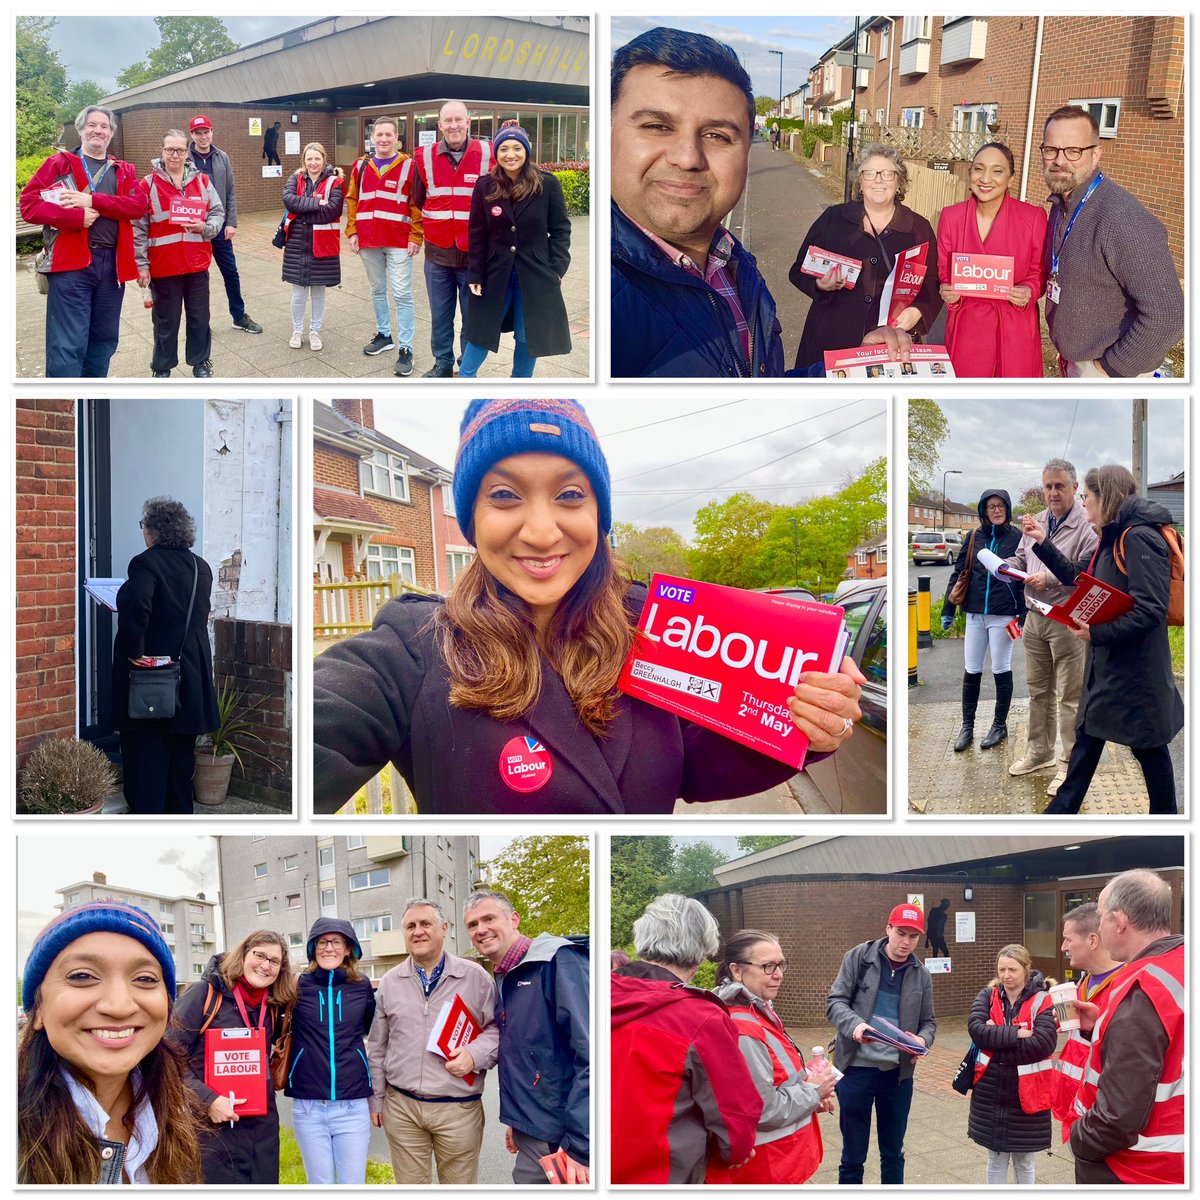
left=1051, top=902, right=1127, bottom=1142
left=412, top=101, right=493, bottom=376
left=1069, top=870, right=1184, bottom=1186
left=967, top=944, right=1058, bottom=1184
left=710, top=930, right=834, bottom=1184
left=282, top=143, right=344, bottom=352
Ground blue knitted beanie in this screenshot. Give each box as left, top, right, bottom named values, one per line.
left=23, top=901, right=177, bottom=1010
left=453, top=399, right=612, bottom=541
left=493, top=123, right=533, bottom=157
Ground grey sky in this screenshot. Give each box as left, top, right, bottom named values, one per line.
left=930, top=398, right=1185, bottom=508
left=336, top=398, right=887, bottom=540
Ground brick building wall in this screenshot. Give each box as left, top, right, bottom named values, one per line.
left=314, top=442, right=361, bottom=494
left=367, top=482, right=437, bottom=589
left=111, top=104, right=336, bottom=217
left=212, top=618, right=292, bottom=810
left=701, top=877, right=1024, bottom=1024
left=16, top=400, right=77, bottom=763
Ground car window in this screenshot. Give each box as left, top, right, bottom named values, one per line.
left=840, top=594, right=879, bottom=680
left=860, top=610, right=886, bottom=685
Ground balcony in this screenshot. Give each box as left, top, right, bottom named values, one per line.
left=365, top=836, right=409, bottom=862
left=899, top=37, right=930, bottom=76
left=369, top=928, right=409, bottom=958
left=940, top=16, right=988, bottom=66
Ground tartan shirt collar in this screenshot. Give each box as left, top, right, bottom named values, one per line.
left=635, top=220, right=736, bottom=283
left=494, top=934, right=533, bottom=977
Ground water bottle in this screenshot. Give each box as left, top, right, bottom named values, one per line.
left=807, top=1045, right=829, bottom=1081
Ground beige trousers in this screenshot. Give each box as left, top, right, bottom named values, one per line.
left=1023, top=610, right=1087, bottom=766
left=382, top=1087, right=485, bottom=1185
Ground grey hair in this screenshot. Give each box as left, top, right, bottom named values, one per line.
left=1103, top=870, right=1172, bottom=934
left=854, top=142, right=908, bottom=202
left=633, top=893, right=719, bottom=970
left=141, top=497, right=195, bottom=549
left=162, top=128, right=188, bottom=147
left=75, top=106, right=117, bottom=135
left=463, top=888, right=514, bottom=918
left=1043, top=457, right=1078, bottom=484
left=402, top=897, right=448, bottom=924
left=1063, top=901, right=1100, bottom=936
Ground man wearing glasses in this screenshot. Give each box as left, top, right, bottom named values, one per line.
left=826, top=903, right=936, bottom=1185
left=1040, top=106, right=1183, bottom=378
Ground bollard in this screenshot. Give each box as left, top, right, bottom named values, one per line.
left=917, top=575, right=933, bottom=648
left=908, top=588, right=918, bottom=687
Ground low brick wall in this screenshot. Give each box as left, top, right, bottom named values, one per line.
left=212, top=618, right=292, bottom=810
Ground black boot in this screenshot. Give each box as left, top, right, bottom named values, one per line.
left=954, top=673, right=981, bottom=752
left=981, top=670, right=1013, bottom=749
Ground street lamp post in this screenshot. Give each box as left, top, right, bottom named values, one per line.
left=769, top=49, right=783, bottom=121
left=843, top=16, right=862, bottom=202
left=788, top=515, right=800, bottom=586
left=942, top=469, right=962, bottom=531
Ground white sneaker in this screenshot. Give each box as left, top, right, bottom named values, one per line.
left=1047, top=771, right=1068, bottom=796
left=309, top=331, right=323, bottom=351
left=1009, top=754, right=1056, bottom=776
left=289, top=331, right=303, bottom=348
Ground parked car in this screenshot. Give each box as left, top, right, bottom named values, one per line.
left=911, top=530, right=962, bottom=564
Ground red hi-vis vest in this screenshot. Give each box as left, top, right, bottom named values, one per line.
left=352, top=156, right=415, bottom=249
left=973, top=987, right=1056, bottom=1113
left=285, top=174, right=342, bottom=257
left=1051, top=968, right=1127, bottom=1141
left=1073, top=943, right=1184, bottom=1185
left=143, top=171, right=212, bottom=278
left=419, top=139, right=492, bottom=251
left=706, top=1003, right=823, bottom=1185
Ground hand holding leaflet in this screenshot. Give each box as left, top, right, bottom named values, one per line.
left=976, top=547, right=1029, bottom=583
left=861, top=1016, right=929, bottom=1057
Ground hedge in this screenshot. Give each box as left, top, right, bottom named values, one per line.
left=551, top=167, right=589, bottom=216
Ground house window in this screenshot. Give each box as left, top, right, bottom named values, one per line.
left=159, top=901, right=172, bottom=914
left=190, top=924, right=205, bottom=935
left=193, top=963, right=205, bottom=976
left=878, top=545, right=889, bottom=565
left=160, top=922, right=174, bottom=935
left=254, top=863, right=268, bottom=878
left=319, top=846, right=334, bottom=867
left=287, top=894, right=301, bottom=909
left=189, top=903, right=204, bottom=914
left=320, top=886, right=336, bottom=907
left=442, top=485, right=456, bottom=518
left=910, top=16, right=932, bottom=39
left=366, top=543, right=416, bottom=586
left=1069, top=97, right=1121, bottom=139
left=349, top=868, right=390, bottom=891
left=256, top=899, right=270, bottom=915
left=361, top=449, right=410, bottom=501
left=446, top=550, right=474, bottom=587
left=876, top=108, right=885, bottom=125
left=879, top=25, right=890, bottom=57
left=901, top=108, right=924, bottom=128
left=857, top=550, right=869, bottom=565
left=953, top=103, right=997, bottom=133
left=352, top=914, right=393, bottom=945
left=283, top=855, right=299, bottom=871
left=191, top=942, right=205, bottom=955
left=346, top=835, right=366, bottom=850
left=288, top=932, right=303, bottom=947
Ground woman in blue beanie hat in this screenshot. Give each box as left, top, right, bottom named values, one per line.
left=18, top=901, right=202, bottom=1184
left=314, top=398, right=864, bottom=814
left=457, top=122, right=572, bottom=377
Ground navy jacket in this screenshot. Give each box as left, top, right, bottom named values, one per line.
left=611, top=201, right=784, bottom=378
left=942, top=489, right=1027, bottom=621
left=495, top=934, right=590, bottom=1164
left=285, top=967, right=376, bottom=1101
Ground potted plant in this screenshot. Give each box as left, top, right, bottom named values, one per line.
left=194, top=678, right=264, bottom=807
left=20, top=738, right=118, bottom=815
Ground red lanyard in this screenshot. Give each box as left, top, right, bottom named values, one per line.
left=232, top=986, right=268, bottom=1030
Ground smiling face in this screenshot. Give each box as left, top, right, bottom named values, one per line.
left=969, top=146, right=1012, bottom=204
left=997, top=954, right=1028, bottom=994
left=497, top=137, right=528, bottom=176
left=304, top=147, right=326, bottom=176
left=190, top=125, right=213, bottom=153
left=464, top=899, right=520, bottom=964
left=1060, top=920, right=1099, bottom=970
left=371, top=121, right=396, bottom=158
left=314, top=934, right=349, bottom=971
left=858, top=154, right=900, bottom=209
left=80, top=111, right=114, bottom=159
left=403, top=905, right=448, bottom=964
left=1041, top=116, right=1102, bottom=196
left=242, top=941, right=283, bottom=989
left=611, top=64, right=751, bottom=260
left=33, top=932, right=169, bottom=1087
left=732, top=939, right=786, bottom=1003
left=438, top=103, right=470, bottom=151
left=472, top=453, right=599, bottom=630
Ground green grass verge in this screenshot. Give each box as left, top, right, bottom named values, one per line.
left=278, top=1124, right=395, bottom=1185
left=1168, top=625, right=1184, bottom=674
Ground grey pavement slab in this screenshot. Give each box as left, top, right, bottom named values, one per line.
left=16, top=208, right=590, bottom=381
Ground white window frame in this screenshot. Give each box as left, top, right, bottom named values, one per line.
left=446, top=549, right=474, bottom=587
left=442, top=484, right=456, bottom=518
left=878, top=545, right=889, bottom=565
left=361, top=449, right=411, bottom=501
left=190, top=923, right=205, bottom=935
left=346, top=834, right=366, bottom=850
left=901, top=107, right=925, bottom=129
left=366, top=542, right=417, bottom=586
left=320, top=886, right=336, bottom=907
left=286, top=894, right=301, bottom=909
left=318, top=845, right=334, bottom=867
left=256, top=899, right=270, bottom=915
left=288, top=932, right=304, bottom=948
left=1069, top=97, right=1121, bottom=139
left=160, top=921, right=174, bottom=935
left=879, top=25, right=890, bottom=58
left=283, top=855, right=299, bottom=872
left=857, top=550, right=870, bottom=566
left=192, top=963, right=205, bottom=976
left=953, top=103, right=997, bottom=133
left=254, top=862, right=268, bottom=878
left=349, top=868, right=391, bottom=892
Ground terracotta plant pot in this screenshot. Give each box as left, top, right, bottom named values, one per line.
left=194, top=752, right=236, bottom=807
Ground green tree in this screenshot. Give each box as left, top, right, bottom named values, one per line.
left=908, top=398, right=950, bottom=501
left=481, top=835, right=589, bottom=939
left=116, top=17, right=238, bottom=89
left=690, top=492, right=780, bottom=587
left=612, top=522, right=691, bottom=583
left=610, top=836, right=674, bottom=949
left=667, top=840, right=727, bottom=896
left=16, top=16, right=67, bottom=156
left=755, top=96, right=778, bottom=117
left=1013, top=486, right=1043, bottom=518
left=735, top=835, right=793, bottom=854
left=56, top=80, right=106, bottom=127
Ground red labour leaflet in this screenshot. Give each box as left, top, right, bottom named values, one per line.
left=1027, top=572, right=1134, bottom=628
left=204, top=1027, right=268, bottom=1116
left=425, top=993, right=482, bottom=1086
left=169, top=196, right=208, bottom=223
left=950, top=252, right=1015, bottom=300
left=799, top=244, right=862, bottom=289
left=880, top=241, right=928, bottom=325
left=618, top=575, right=848, bottom=770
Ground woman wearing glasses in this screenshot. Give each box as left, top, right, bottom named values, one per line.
left=172, top=931, right=297, bottom=1184
left=285, top=919, right=375, bottom=1184
left=710, top=931, right=835, bottom=1184
left=936, top=142, right=1048, bottom=377
left=790, top=144, right=941, bottom=372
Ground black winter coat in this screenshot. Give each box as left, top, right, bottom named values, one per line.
left=790, top=201, right=942, bottom=371
left=285, top=967, right=375, bottom=1100
left=312, top=584, right=804, bottom=815
left=1036, top=495, right=1184, bottom=747
left=112, top=545, right=218, bottom=735
left=462, top=170, right=571, bottom=359
left=942, top=490, right=1027, bottom=621
left=171, top=956, right=285, bottom=1185
left=966, top=975, right=1058, bottom=1154
left=282, top=165, right=343, bottom=287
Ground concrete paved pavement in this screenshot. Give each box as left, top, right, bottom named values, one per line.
left=16, top=208, right=590, bottom=380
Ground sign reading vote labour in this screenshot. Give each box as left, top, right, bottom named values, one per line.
left=950, top=253, right=1015, bottom=300
left=204, top=1027, right=268, bottom=1116
left=618, top=574, right=849, bottom=770
left=168, top=196, right=208, bottom=224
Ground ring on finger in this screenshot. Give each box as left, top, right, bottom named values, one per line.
left=838, top=716, right=853, bottom=736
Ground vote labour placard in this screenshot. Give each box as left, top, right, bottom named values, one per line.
left=425, top=993, right=483, bottom=1085
left=168, top=196, right=208, bottom=224
left=1028, top=572, right=1134, bottom=629
left=618, top=575, right=849, bottom=770
left=204, top=1027, right=269, bottom=1116
left=950, top=252, right=1015, bottom=300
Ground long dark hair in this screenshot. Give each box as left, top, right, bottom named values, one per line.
left=485, top=129, right=543, bottom=204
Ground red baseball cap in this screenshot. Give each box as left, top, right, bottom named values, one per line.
left=189, top=115, right=213, bottom=132
left=887, top=903, right=925, bottom=933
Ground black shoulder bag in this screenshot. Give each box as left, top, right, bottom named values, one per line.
left=127, top=556, right=198, bottom=720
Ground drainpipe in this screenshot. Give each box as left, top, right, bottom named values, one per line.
left=884, top=18, right=895, bottom=126
left=1019, top=16, right=1045, bottom=202
left=275, top=402, right=292, bottom=624
left=430, top=482, right=442, bottom=594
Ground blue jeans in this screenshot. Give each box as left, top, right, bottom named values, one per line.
left=210, top=229, right=246, bottom=321
left=45, top=244, right=125, bottom=377
left=291, top=1097, right=371, bottom=1185
left=836, top=1066, right=914, bottom=1185
left=459, top=273, right=536, bottom=378
left=424, top=258, right=469, bottom=369
left=360, top=246, right=415, bottom=348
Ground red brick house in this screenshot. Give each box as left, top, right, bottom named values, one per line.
left=845, top=531, right=888, bottom=580
left=313, top=400, right=472, bottom=593
left=908, top=492, right=975, bottom=534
